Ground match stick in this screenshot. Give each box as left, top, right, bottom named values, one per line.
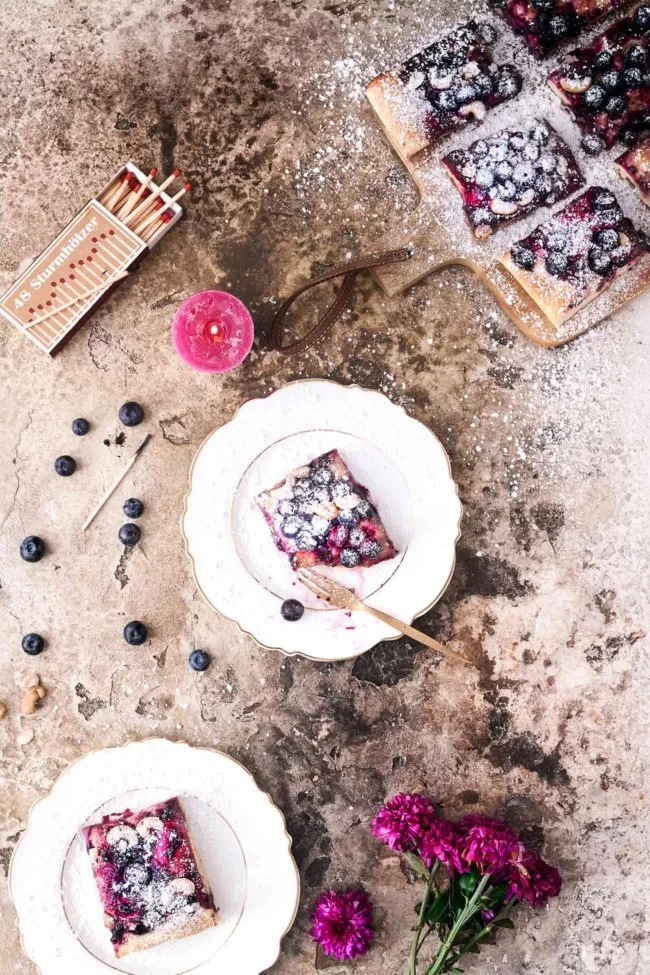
left=141, top=210, right=172, bottom=243
left=26, top=271, right=129, bottom=327
left=82, top=434, right=152, bottom=531
left=133, top=184, right=191, bottom=237
left=104, top=173, right=133, bottom=212
left=125, top=169, right=182, bottom=227
left=117, top=167, right=157, bottom=221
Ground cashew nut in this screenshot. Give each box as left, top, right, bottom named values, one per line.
left=459, top=101, right=486, bottom=121
left=490, top=198, right=519, bottom=216
left=21, top=684, right=46, bottom=716
left=106, top=824, right=139, bottom=848
left=560, top=75, right=591, bottom=94
left=136, top=816, right=164, bottom=838
left=168, top=877, right=195, bottom=896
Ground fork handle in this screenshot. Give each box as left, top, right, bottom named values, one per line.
left=361, top=605, right=474, bottom=667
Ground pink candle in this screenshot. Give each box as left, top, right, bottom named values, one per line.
left=171, top=290, right=254, bottom=373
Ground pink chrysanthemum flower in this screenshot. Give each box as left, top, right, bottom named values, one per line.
left=310, top=888, right=374, bottom=960
left=420, top=819, right=469, bottom=876
left=462, top=819, right=526, bottom=876
left=371, top=793, right=438, bottom=852
left=505, top=852, right=562, bottom=907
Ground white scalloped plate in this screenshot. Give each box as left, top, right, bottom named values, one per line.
left=182, top=380, right=462, bottom=660
left=9, top=739, right=299, bottom=975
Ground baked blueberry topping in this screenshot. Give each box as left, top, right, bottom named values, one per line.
left=22, top=632, right=44, bottom=655
left=340, top=548, right=361, bottom=567
left=593, top=51, right=613, bottom=73
left=619, top=125, right=640, bottom=145
left=473, top=139, right=489, bottom=156
left=633, top=5, right=650, bottom=31
left=118, top=401, right=144, bottom=427
left=337, top=508, right=360, bottom=526
left=437, top=89, right=459, bottom=112
left=188, top=648, right=211, bottom=670
left=296, top=529, right=317, bottom=551
left=511, top=242, right=536, bottom=270
left=545, top=251, right=569, bottom=276
left=534, top=173, right=554, bottom=198
left=281, top=516, right=302, bottom=538
left=281, top=599, right=304, bottom=621
left=72, top=417, right=90, bottom=436
left=601, top=70, right=622, bottom=92
left=622, top=67, right=643, bottom=89
left=20, top=535, right=45, bottom=562
left=348, top=527, right=366, bottom=547
left=588, top=247, right=613, bottom=275
left=625, top=45, right=647, bottom=68
left=582, top=85, right=606, bottom=111
left=581, top=133, right=606, bottom=155
left=123, top=498, right=144, bottom=519
left=355, top=499, right=373, bottom=518
left=592, top=188, right=618, bottom=210
left=606, top=94, right=627, bottom=117
left=360, top=538, right=382, bottom=559
left=329, top=523, right=349, bottom=547
left=475, top=166, right=495, bottom=188
left=124, top=621, right=148, bottom=645
left=55, top=455, right=76, bottom=476
left=593, top=228, right=620, bottom=250
left=119, top=523, right=141, bottom=546
left=496, top=66, right=521, bottom=98
left=312, top=466, right=333, bottom=485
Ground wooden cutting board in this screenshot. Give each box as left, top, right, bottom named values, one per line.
left=366, top=19, right=650, bottom=347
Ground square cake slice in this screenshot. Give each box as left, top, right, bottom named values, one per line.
left=490, top=0, right=627, bottom=57
left=548, top=7, right=650, bottom=152
left=442, top=119, right=584, bottom=238
left=616, top=135, right=650, bottom=203
left=256, top=449, right=397, bottom=570
left=366, top=21, right=522, bottom=162
left=83, top=796, right=218, bottom=958
left=499, top=185, right=649, bottom=326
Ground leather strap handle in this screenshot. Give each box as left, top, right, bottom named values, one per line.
left=269, top=247, right=412, bottom=356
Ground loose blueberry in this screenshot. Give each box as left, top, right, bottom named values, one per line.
left=124, top=621, right=148, bottom=645
left=605, top=94, right=626, bottom=117
left=339, top=547, right=361, bottom=568
left=593, top=228, right=620, bottom=250
left=598, top=206, right=624, bottom=225
left=281, top=599, right=304, bottom=622
left=119, top=523, right=141, bottom=546
left=593, top=51, right=613, bottom=73
left=123, top=498, right=144, bottom=519
left=601, top=70, right=622, bottom=92
left=360, top=538, right=382, bottom=559
left=188, top=648, right=211, bottom=671
left=581, top=133, right=606, bottom=155
left=22, top=632, right=44, bottom=656
left=118, top=401, right=144, bottom=427
left=623, top=67, right=643, bottom=90
left=588, top=247, right=613, bottom=275
left=511, top=242, right=536, bottom=270
left=545, top=251, right=569, bottom=276
left=548, top=14, right=571, bottom=38
left=633, top=5, right=650, bottom=31
left=20, top=535, right=45, bottom=563
left=354, top=499, right=373, bottom=518
left=582, top=85, right=606, bottom=111
left=55, top=455, right=76, bottom=477
left=72, top=417, right=90, bottom=436
left=625, top=45, right=647, bottom=69
left=546, top=227, right=570, bottom=252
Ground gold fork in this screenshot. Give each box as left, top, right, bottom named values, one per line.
left=297, top=568, right=474, bottom=667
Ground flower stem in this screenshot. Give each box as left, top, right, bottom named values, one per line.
left=425, top=875, right=491, bottom=975
left=409, top=860, right=440, bottom=975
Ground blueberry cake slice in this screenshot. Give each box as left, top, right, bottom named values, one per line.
left=366, top=21, right=522, bottom=162
left=500, top=186, right=650, bottom=326
left=490, top=0, right=627, bottom=57
left=84, top=796, right=218, bottom=958
left=256, top=449, right=397, bottom=570
left=442, top=119, right=583, bottom=237
left=616, top=134, right=650, bottom=203
left=548, top=7, right=650, bottom=154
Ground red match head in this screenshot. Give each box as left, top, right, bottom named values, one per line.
left=69, top=263, right=75, bottom=269
left=183, top=182, right=192, bottom=192
left=173, top=168, right=182, bottom=178
left=149, top=167, right=158, bottom=176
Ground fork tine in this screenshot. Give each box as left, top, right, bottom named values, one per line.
left=297, top=569, right=332, bottom=600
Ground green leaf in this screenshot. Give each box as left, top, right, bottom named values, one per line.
left=403, top=852, right=430, bottom=880
left=451, top=968, right=464, bottom=973
left=458, top=867, right=480, bottom=898
left=425, top=892, right=449, bottom=926
left=495, top=918, right=515, bottom=929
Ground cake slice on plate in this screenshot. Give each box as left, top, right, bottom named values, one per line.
left=616, top=135, right=650, bottom=204
left=83, top=796, right=218, bottom=958
left=499, top=185, right=650, bottom=327
left=256, top=449, right=397, bottom=570
left=442, top=119, right=583, bottom=238
left=366, top=20, right=521, bottom=163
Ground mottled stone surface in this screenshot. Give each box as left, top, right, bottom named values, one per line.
left=1, top=1, right=649, bottom=973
